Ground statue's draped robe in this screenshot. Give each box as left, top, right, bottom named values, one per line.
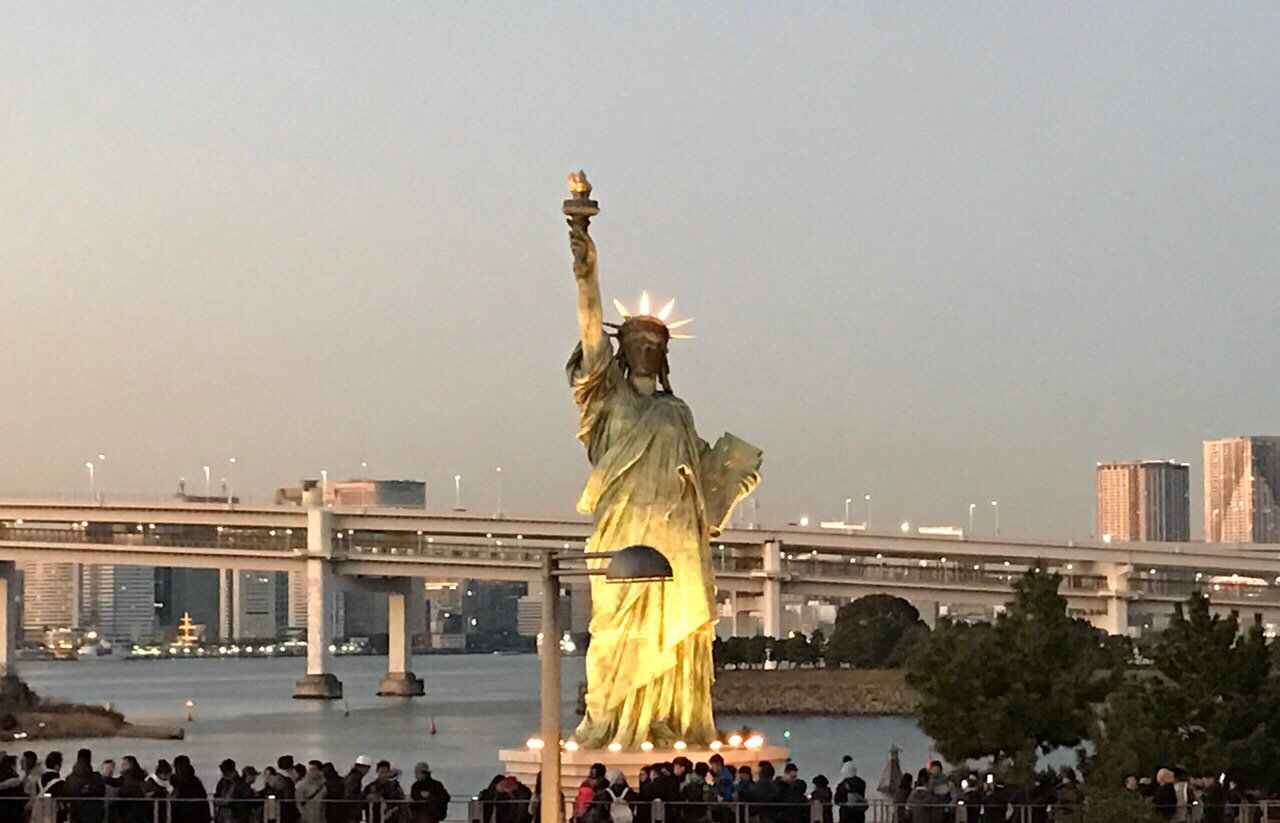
left=568, top=339, right=725, bottom=749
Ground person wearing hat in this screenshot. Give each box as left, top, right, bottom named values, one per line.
left=408, top=762, right=449, bottom=823
left=342, top=757, right=373, bottom=822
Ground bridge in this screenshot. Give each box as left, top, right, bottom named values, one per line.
left=2, top=496, right=1278, bottom=696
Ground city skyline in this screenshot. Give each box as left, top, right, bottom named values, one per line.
left=4, top=5, right=1279, bottom=541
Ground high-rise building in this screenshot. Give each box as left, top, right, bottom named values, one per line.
left=79, top=564, right=156, bottom=646
left=1096, top=461, right=1190, bottom=542
left=234, top=570, right=279, bottom=639
left=1204, top=437, right=1280, bottom=543
left=18, top=562, right=80, bottom=641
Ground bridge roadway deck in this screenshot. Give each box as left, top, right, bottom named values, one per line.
left=1, top=497, right=1278, bottom=600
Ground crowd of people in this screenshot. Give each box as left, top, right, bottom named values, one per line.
left=481, top=758, right=1271, bottom=823
left=0, top=748, right=450, bottom=823
left=2, top=748, right=1272, bottom=823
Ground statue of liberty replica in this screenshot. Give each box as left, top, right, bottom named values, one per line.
left=563, top=172, right=763, bottom=750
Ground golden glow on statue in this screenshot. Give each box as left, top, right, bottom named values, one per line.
left=564, top=172, right=762, bottom=749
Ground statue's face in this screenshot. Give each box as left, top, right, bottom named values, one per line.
left=620, top=327, right=667, bottom=377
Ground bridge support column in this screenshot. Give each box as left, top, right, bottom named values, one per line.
left=762, top=541, right=782, bottom=638
left=1098, top=564, right=1131, bottom=637
left=219, top=569, right=233, bottom=641
left=0, top=561, right=16, bottom=678
left=378, top=579, right=424, bottom=696
left=295, top=509, right=342, bottom=700
left=914, top=600, right=940, bottom=629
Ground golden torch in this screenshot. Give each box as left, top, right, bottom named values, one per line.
left=563, top=170, right=599, bottom=230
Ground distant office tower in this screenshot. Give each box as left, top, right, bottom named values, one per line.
left=234, top=570, right=279, bottom=639
left=79, top=564, right=157, bottom=646
left=18, top=562, right=81, bottom=641
left=1204, top=437, right=1280, bottom=543
left=1096, top=461, right=1190, bottom=542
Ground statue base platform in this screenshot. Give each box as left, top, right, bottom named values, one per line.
left=377, top=672, right=425, bottom=697
left=293, top=673, right=343, bottom=699
left=498, top=743, right=790, bottom=799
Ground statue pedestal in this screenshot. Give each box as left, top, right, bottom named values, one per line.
left=498, top=744, right=790, bottom=799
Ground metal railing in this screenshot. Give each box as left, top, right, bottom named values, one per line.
left=18, top=794, right=1280, bottom=823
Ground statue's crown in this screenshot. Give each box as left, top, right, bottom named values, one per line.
left=606, top=292, right=694, bottom=340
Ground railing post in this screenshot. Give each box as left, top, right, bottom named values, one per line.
left=653, top=798, right=665, bottom=823
left=264, top=795, right=280, bottom=823
left=809, top=798, right=822, bottom=823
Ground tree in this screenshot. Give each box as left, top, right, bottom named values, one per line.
left=744, top=634, right=770, bottom=668
left=906, top=568, right=1120, bottom=781
left=1088, top=593, right=1280, bottom=794
left=826, top=594, right=928, bottom=669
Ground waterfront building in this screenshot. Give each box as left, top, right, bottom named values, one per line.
left=1096, top=460, right=1191, bottom=542
left=1204, top=436, right=1280, bottom=543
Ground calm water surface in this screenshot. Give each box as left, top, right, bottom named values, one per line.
left=21, top=655, right=934, bottom=795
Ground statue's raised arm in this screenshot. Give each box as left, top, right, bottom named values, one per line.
left=564, top=171, right=606, bottom=366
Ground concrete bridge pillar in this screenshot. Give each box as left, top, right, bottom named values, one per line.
left=295, top=508, right=342, bottom=699
left=762, top=540, right=783, bottom=638
left=914, top=600, right=940, bottom=629
left=218, top=568, right=233, bottom=641
left=1097, top=564, right=1131, bottom=637
left=378, top=578, right=424, bottom=696
left=0, top=561, right=16, bottom=678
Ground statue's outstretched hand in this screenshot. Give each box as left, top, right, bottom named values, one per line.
left=569, top=223, right=597, bottom=281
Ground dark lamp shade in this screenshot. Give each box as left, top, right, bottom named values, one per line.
left=604, top=544, right=673, bottom=583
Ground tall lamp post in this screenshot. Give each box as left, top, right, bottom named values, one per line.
left=991, top=500, right=1000, bottom=535
left=538, top=544, right=673, bottom=823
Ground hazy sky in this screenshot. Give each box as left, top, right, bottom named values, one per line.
left=4, top=4, right=1278, bottom=539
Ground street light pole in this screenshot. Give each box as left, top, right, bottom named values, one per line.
left=86, top=462, right=95, bottom=500
left=203, top=466, right=211, bottom=500
left=454, top=475, right=463, bottom=511
left=864, top=494, right=872, bottom=529
left=968, top=503, right=976, bottom=535
left=539, top=552, right=561, bottom=823
left=496, top=467, right=504, bottom=519
left=844, top=497, right=852, bottom=525
left=991, top=500, right=1000, bottom=535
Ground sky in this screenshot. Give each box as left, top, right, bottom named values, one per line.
left=2, top=3, right=1278, bottom=539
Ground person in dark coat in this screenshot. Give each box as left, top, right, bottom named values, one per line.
left=320, top=764, right=345, bottom=823
left=213, top=759, right=254, bottom=823
left=408, top=762, right=449, bottom=823
left=749, top=762, right=783, bottom=823
left=65, top=749, right=107, bottom=823
left=0, top=754, right=27, bottom=820
left=170, top=756, right=211, bottom=823
left=808, top=776, right=833, bottom=823
left=778, top=764, right=807, bottom=823
left=342, top=758, right=372, bottom=823
left=114, top=766, right=152, bottom=823
left=362, top=761, right=406, bottom=823
left=1152, top=769, right=1177, bottom=821
left=832, top=762, right=867, bottom=823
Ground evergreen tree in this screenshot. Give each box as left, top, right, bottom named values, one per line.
left=906, top=567, right=1119, bottom=781
left=826, top=594, right=927, bottom=668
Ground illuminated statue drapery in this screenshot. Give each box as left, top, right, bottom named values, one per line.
left=564, top=172, right=761, bottom=749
